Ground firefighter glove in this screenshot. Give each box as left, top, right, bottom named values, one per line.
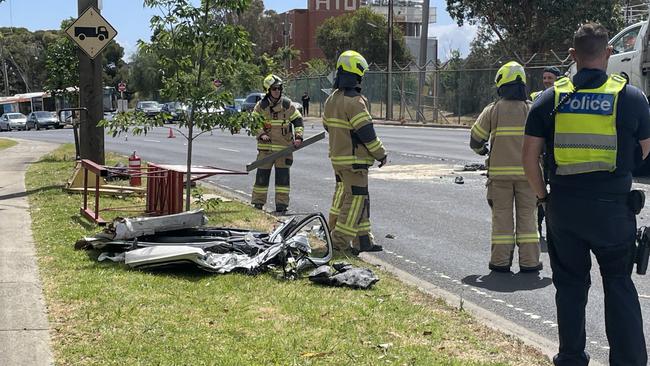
left=378, top=155, right=388, bottom=168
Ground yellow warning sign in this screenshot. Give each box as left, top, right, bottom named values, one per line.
left=65, top=6, right=117, bottom=59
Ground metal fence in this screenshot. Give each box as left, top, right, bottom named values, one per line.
left=283, top=52, right=575, bottom=126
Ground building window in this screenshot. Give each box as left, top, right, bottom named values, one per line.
left=316, top=0, right=329, bottom=10
left=344, top=0, right=357, bottom=10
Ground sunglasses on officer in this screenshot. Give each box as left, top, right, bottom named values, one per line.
left=270, top=86, right=283, bottom=91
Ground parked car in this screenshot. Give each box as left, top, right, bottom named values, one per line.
left=161, top=102, right=189, bottom=123
left=241, top=93, right=304, bottom=114
left=0, top=112, right=27, bottom=131
left=224, top=98, right=245, bottom=114
left=241, top=92, right=264, bottom=112
left=27, top=111, right=61, bottom=130
left=135, top=101, right=162, bottom=117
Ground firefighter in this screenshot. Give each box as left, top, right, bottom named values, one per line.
left=251, top=74, right=304, bottom=213
left=524, top=23, right=649, bottom=366
left=323, top=50, right=387, bottom=254
left=530, top=66, right=562, bottom=101
left=470, top=61, right=542, bottom=273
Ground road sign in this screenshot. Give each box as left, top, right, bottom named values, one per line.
left=213, top=79, right=222, bottom=88
left=118, top=82, right=126, bottom=92
left=65, top=6, right=117, bottom=59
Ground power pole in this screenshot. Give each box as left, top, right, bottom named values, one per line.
left=416, top=0, right=430, bottom=122
left=386, top=0, right=393, bottom=120
left=77, top=0, right=105, bottom=164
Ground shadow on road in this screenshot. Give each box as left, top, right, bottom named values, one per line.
left=461, top=271, right=552, bottom=293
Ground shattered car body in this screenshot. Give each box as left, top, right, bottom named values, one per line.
left=77, top=210, right=333, bottom=276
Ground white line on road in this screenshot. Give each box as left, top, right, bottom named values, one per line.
left=218, top=148, right=240, bottom=152
left=144, top=139, right=161, bottom=143
left=639, top=294, right=650, bottom=299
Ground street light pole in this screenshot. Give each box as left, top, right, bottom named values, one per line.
left=386, top=0, right=393, bottom=120
left=416, top=0, right=430, bottom=122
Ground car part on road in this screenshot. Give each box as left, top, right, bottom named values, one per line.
left=308, top=262, right=379, bottom=289
left=246, top=131, right=325, bottom=172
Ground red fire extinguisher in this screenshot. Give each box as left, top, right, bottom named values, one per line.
left=128, top=151, right=141, bottom=186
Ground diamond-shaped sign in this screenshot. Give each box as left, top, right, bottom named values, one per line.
left=65, top=6, right=117, bottom=59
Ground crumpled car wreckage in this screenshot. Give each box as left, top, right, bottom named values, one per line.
left=76, top=210, right=378, bottom=288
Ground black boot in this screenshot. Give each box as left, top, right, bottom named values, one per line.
left=275, top=204, right=288, bottom=214
left=357, top=234, right=383, bottom=253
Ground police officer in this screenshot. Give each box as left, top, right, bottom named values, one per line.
left=470, top=61, right=542, bottom=273
left=251, top=74, right=304, bottom=213
left=323, top=50, right=386, bottom=254
left=523, top=23, right=650, bottom=366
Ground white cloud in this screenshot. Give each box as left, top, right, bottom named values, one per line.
left=428, top=23, right=478, bottom=60
left=116, top=37, right=138, bottom=62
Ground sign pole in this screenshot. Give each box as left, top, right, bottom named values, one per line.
left=76, top=0, right=107, bottom=164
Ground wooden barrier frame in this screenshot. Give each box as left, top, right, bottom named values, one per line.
left=80, top=159, right=108, bottom=225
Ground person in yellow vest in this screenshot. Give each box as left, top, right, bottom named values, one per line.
left=530, top=66, right=562, bottom=101
left=323, top=50, right=387, bottom=254
left=470, top=61, right=542, bottom=273
left=251, top=74, right=303, bottom=213
left=523, top=23, right=650, bottom=366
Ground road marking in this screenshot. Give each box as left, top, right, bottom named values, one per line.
left=144, top=139, right=160, bottom=143
left=234, top=190, right=250, bottom=197
left=639, top=294, right=650, bottom=299
left=218, top=147, right=240, bottom=152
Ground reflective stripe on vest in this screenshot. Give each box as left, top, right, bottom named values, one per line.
left=530, top=90, right=542, bottom=101
left=553, top=74, right=625, bottom=175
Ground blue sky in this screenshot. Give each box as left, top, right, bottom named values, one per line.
left=0, top=0, right=474, bottom=60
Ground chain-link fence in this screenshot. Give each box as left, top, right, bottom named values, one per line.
left=283, top=52, right=575, bottom=126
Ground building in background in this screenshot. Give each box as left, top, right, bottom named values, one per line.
left=281, top=0, right=437, bottom=71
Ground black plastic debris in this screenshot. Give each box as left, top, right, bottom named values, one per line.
left=308, top=262, right=379, bottom=289
left=385, top=233, right=395, bottom=239
left=463, top=163, right=486, bottom=171
left=454, top=176, right=464, bottom=184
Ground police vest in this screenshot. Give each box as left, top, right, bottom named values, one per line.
left=530, top=90, right=542, bottom=101
left=553, top=74, right=626, bottom=175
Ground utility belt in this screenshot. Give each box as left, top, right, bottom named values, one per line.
left=550, top=186, right=645, bottom=214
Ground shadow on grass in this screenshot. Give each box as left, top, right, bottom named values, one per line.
left=71, top=214, right=100, bottom=231
left=0, top=184, right=62, bottom=201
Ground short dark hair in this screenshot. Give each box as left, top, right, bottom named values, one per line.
left=573, top=23, right=609, bottom=58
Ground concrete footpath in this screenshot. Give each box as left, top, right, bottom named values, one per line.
left=0, top=138, right=58, bottom=366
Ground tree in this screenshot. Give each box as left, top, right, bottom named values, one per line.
left=316, top=7, right=411, bottom=66
left=446, top=0, right=624, bottom=55
left=43, top=19, right=78, bottom=104
left=127, top=47, right=163, bottom=100
left=302, top=58, right=330, bottom=75
left=101, top=0, right=262, bottom=210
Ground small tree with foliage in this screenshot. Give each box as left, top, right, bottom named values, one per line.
left=101, top=0, right=262, bottom=210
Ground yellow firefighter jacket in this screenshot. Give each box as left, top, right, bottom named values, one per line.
left=323, top=88, right=386, bottom=169
left=470, top=99, right=532, bottom=180
left=253, top=96, right=304, bottom=152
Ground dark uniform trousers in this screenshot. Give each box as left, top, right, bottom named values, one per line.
left=251, top=151, right=292, bottom=208
left=547, top=190, right=647, bottom=366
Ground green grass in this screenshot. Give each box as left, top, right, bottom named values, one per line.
left=26, top=144, right=551, bottom=366
left=0, top=137, right=17, bottom=150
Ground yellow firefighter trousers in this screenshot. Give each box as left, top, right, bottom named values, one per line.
left=486, top=180, right=540, bottom=269
left=251, top=150, right=293, bottom=207
left=328, top=168, right=374, bottom=251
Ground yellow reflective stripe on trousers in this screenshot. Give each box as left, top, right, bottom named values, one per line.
left=324, top=118, right=352, bottom=129
left=492, top=234, right=515, bottom=244
left=345, top=196, right=363, bottom=227
left=257, top=143, right=288, bottom=151
left=350, top=111, right=371, bottom=128
left=331, top=182, right=344, bottom=214
left=275, top=186, right=290, bottom=193
left=335, top=223, right=357, bottom=236
left=553, top=75, right=624, bottom=175
left=516, top=233, right=539, bottom=243
left=252, top=186, right=268, bottom=193
left=471, top=123, right=489, bottom=140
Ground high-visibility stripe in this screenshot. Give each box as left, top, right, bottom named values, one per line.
left=489, top=166, right=525, bottom=175
left=346, top=196, right=363, bottom=227
left=471, top=123, right=489, bottom=140
left=269, top=120, right=287, bottom=126
left=350, top=111, right=371, bottom=128
left=335, top=223, right=357, bottom=236
left=275, top=186, right=290, bottom=193
left=252, top=186, right=268, bottom=193
left=516, top=233, right=540, bottom=243
left=324, top=118, right=352, bottom=129
left=257, top=143, right=289, bottom=151
left=332, top=182, right=344, bottom=211
left=331, top=156, right=375, bottom=165
left=365, top=138, right=383, bottom=153
left=492, top=239, right=516, bottom=245
left=295, top=126, right=304, bottom=134
left=290, top=110, right=302, bottom=121
left=329, top=207, right=341, bottom=216
left=492, top=234, right=515, bottom=239
left=493, top=126, right=524, bottom=137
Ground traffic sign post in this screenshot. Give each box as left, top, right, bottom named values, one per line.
left=118, top=82, right=126, bottom=98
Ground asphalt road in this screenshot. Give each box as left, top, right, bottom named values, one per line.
left=8, top=120, right=650, bottom=363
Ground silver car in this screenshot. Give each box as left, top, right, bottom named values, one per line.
left=0, top=112, right=27, bottom=131
left=27, top=111, right=61, bottom=130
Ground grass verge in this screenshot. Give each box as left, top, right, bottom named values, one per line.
left=0, top=137, right=17, bottom=150
left=26, top=144, right=551, bottom=365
